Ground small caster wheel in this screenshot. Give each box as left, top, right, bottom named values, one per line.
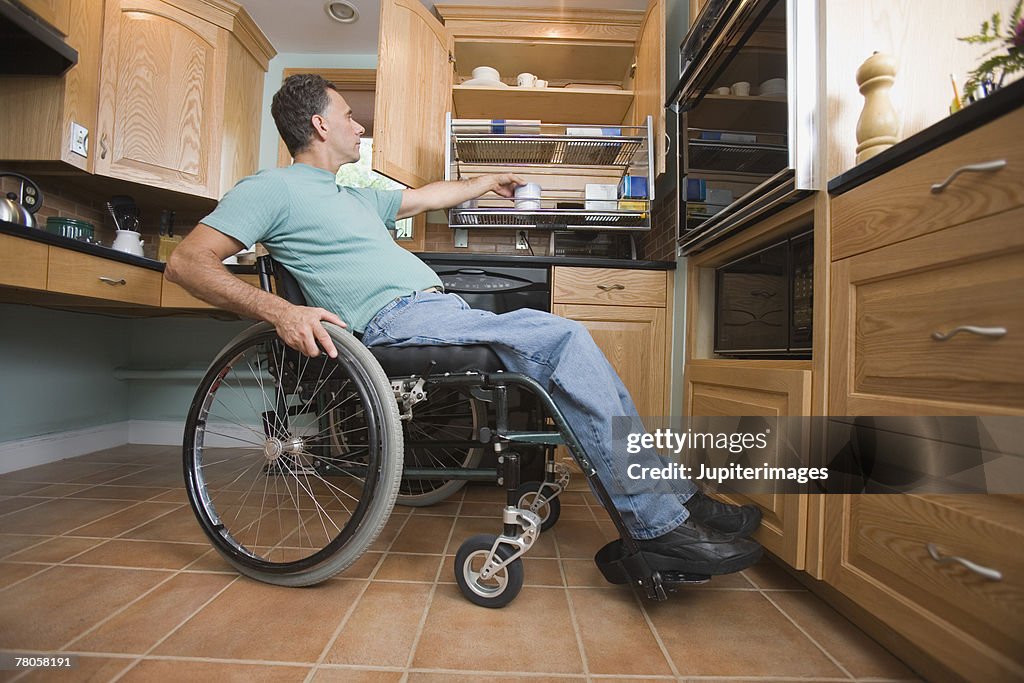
left=455, top=533, right=524, bottom=608
left=515, top=481, right=560, bottom=532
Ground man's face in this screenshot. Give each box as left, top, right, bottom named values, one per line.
left=322, top=89, right=365, bottom=165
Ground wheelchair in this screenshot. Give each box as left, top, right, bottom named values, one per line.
left=182, top=255, right=709, bottom=607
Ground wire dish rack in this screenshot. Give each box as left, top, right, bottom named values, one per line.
left=445, top=115, right=654, bottom=231
left=687, top=139, right=788, bottom=175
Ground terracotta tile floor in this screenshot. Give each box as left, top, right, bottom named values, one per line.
left=0, top=445, right=921, bottom=682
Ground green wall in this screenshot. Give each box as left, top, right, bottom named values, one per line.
left=0, top=304, right=130, bottom=441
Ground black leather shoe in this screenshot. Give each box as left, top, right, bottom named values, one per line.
left=685, top=492, right=762, bottom=537
left=635, top=519, right=763, bottom=576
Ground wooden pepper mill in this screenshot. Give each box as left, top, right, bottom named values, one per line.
left=855, top=52, right=900, bottom=163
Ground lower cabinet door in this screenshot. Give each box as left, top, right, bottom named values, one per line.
left=823, top=493, right=1024, bottom=681
left=553, top=303, right=667, bottom=421
left=684, top=361, right=812, bottom=569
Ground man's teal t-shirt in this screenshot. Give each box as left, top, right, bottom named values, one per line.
left=201, top=163, right=441, bottom=333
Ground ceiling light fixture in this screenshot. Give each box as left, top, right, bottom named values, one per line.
left=325, top=0, right=359, bottom=24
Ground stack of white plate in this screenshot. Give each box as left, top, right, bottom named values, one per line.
left=759, top=78, right=786, bottom=96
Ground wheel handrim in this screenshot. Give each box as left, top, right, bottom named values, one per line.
left=185, top=333, right=386, bottom=573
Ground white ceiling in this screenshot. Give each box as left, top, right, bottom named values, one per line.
left=236, top=0, right=648, bottom=55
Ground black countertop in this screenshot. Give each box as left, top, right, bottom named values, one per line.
left=829, top=77, right=1024, bottom=196
left=0, top=220, right=674, bottom=272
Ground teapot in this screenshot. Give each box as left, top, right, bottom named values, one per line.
left=112, top=229, right=145, bottom=257
left=0, top=172, right=43, bottom=228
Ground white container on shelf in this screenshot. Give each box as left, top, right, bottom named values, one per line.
left=585, top=183, right=617, bottom=210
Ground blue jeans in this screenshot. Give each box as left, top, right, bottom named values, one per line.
left=361, top=291, right=696, bottom=540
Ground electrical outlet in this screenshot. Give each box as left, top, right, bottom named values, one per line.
left=70, top=122, right=89, bottom=157
left=515, top=230, right=529, bottom=250
left=454, top=228, right=469, bottom=248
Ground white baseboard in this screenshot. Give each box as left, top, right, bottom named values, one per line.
left=0, top=422, right=131, bottom=475
left=128, top=420, right=187, bottom=446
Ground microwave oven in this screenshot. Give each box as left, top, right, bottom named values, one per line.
left=714, top=230, right=812, bottom=357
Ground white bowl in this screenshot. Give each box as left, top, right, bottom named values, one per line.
left=759, top=78, right=786, bottom=95
left=472, top=66, right=500, bottom=81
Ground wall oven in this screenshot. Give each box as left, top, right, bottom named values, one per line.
left=670, top=0, right=820, bottom=254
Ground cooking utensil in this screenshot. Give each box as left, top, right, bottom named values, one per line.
left=108, top=195, right=140, bottom=232
left=105, top=201, right=123, bottom=231
left=0, top=172, right=43, bottom=228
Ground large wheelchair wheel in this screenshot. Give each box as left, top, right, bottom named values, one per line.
left=397, top=386, right=484, bottom=506
left=183, top=322, right=402, bottom=587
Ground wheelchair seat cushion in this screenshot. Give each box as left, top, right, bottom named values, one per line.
left=369, top=344, right=505, bottom=376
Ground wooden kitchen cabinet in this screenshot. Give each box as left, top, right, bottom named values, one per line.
left=20, top=0, right=70, bottom=34
left=94, top=0, right=273, bottom=198
left=0, top=0, right=103, bottom=172
left=552, top=267, right=671, bottom=419
left=684, top=361, right=811, bottom=568
left=824, top=102, right=1024, bottom=681
left=47, top=247, right=162, bottom=306
left=161, top=274, right=261, bottom=309
left=631, top=0, right=666, bottom=176
left=372, top=0, right=666, bottom=189
left=0, top=234, right=48, bottom=291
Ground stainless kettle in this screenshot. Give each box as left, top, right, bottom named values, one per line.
left=0, top=173, right=43, bottom=228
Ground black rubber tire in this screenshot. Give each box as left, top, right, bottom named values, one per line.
left=514, top=481, right=561, bottom=532
left=183, top=322, right=402, bottom=587
left=454, top=533, right=524, bottom=608
left=397, top=387, right=484, bottom=506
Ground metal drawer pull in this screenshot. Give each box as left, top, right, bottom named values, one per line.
left=926, top=543, right=1002, bottom=581
left=930, top=159, right=1007, bottom=193
left=98, top=276, right=127, bottom=286
left=931, top=325, right=1007, bottom=341
left=597, top=283, right=625, bottom=291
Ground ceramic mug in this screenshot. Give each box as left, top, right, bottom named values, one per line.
left=514, top=183, right=541, bottom=210
left=715, top=86, right=731, bottom=95
left=535, top=79, right=548, bottom=88
left=731, top=81, right=751, bottom=96
left=517, top=72, right=537, bottom=88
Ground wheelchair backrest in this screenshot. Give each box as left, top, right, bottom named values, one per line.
left=256, top=254, right=307, bottom=306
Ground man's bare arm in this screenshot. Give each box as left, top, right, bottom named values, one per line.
left=164, top=224, right=345, bottom=358
left=397, top=172, right=524, bottom=219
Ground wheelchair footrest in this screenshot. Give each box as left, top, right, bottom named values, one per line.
left=595, top=539, right=711, bottom=588
left=500, top=431, right=566, bottom=446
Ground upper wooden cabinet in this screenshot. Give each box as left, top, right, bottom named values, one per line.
left=94, top=0, right=274, bottom=198
left=372, top=0, right=454, bottom=189
left=373, top=0, right=666, bottom=187
left=20, top=0, right=70, bottom=34
left=0, top=0, right=104, bottom=172
left=632, top=0, right=666, bottom=176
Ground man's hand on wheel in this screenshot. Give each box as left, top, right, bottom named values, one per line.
left=273, top=304, right=346, bottom=358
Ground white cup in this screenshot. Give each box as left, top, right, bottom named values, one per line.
left=472, top=66, right=500, bottom=82
left=514, top=183, right=541, bottom=210
left=516, top=72, right=537, bottom=88
left=731, top=81, right=751, bottom=96
left=535, top=79, right=548, bottom=88
left=112, top=229, right=145, bottom=257
left=715, top=86, right=731, bottom=95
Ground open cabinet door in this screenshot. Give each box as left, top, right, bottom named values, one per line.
left=373, top=0, right=453, bottom=188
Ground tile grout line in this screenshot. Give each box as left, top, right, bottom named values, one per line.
left=552, top=514, right=592, bottom=681
left=757, top=587, right=857, bottom=681
left=633, top=587, right=683, bottom=680
left=106, top=574, right=243, bottom=683
left=396, top=489, right=467, bottom=681
left=303, top=503, right=420, bottom=683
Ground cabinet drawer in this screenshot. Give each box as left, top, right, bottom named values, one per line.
left=842, top=494, right=1024, bottom=670
left=830, top=208, right=1024, bottom=413
left=552, top=267, right=666, bottom=307
left=0, top=234, right=48, bottom=290
left=162, top=274, right=260, bottom=308
left=832, top=107, right=1024, bottom=261
left=47, top=248, right=161, bottom=306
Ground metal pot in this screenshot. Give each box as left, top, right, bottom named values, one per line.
left=0, top=173, right=44, bottom=228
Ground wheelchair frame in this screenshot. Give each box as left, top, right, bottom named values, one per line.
left=181, top=255, right=707, bottom=607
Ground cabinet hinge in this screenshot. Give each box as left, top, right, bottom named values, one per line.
left=449, top=52, right=456, bottom=65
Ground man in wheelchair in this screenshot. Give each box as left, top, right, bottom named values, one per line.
left=166, top=74, right=763, bottom=592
